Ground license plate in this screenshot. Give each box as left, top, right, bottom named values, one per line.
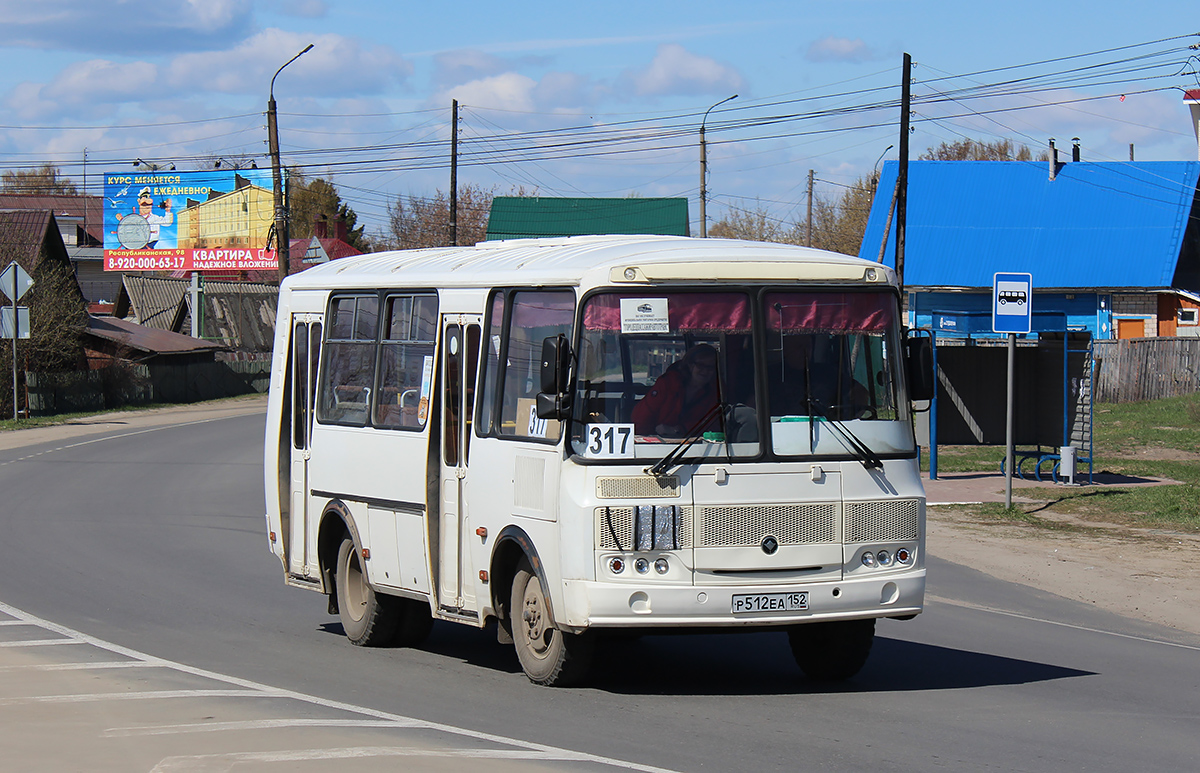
left=731, top=592, right=809, bottom=614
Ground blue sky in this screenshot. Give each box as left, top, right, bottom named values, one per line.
left=1, top=1, right=1198, bottom=239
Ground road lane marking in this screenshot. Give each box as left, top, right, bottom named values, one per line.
left=0, top=600, right=683, bottom=773
left=106, top=719, right=423, bottom=737
left=929, top=594, right=1200, bottom=652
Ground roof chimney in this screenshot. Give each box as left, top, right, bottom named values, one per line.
left=1071, top=137, right=1080, bottom=162
left=1186, top=90, right=1200, bottom=161
left=1049, top=138, right=1057, bottom=180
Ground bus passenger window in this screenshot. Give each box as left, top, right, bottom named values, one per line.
left=375, top=293, right=438, bottom=429
left=317, top=295, right=379, bottom=427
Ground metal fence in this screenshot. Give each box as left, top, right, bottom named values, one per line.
left=1092, top=338, right=1200, bottom=402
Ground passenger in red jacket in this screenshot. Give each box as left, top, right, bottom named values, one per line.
left=632, top=344, right=720, bottom=436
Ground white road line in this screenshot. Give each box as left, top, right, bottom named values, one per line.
left=929, top=594, right=1200, bottom=652
left=0, top=601, right=682, bottom=773
left=0, top=689, right=284, bottom=706
left=0, top=414, right=256, bottom=468
left=0, top=638, right=84, bottom=648
left=0, top=660, right=159, bottom=673
left=151, top=747, right=608, bottom=773
left=105, top=719, right=423, bottom=737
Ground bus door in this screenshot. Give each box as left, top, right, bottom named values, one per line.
left=288, top=313, right=322, bottom=578
left=437, top=315, right=482, bottom=611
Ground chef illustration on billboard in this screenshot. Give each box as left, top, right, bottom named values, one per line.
left=115, top=186, right=175, bottom=250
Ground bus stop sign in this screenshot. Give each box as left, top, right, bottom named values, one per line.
left=993, top=272, right=1032, bottom=334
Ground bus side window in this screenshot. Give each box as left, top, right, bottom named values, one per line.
left=375, top=293, right=437, bottom=429
left=492, top=290, right=574, bottom=442
left=476, top=293, right=505, bottom=436
left=317, top=294, right=379, bottom=427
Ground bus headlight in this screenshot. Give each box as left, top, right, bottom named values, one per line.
left=861, top=552, right=877, bottom=568
left=877, top=550, right=892, bottom=566
left=896, top=547, right=913, bottom=565
left=654, top=558, right=670, bottom=575
left=634, top=558, right=651, bottom=574
left=608, top=557, right=626, bottom=574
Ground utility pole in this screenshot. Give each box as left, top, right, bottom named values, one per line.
left=269, top=44, right=313, bottom=284
left=896, top=52, right=912, bottom=300
left=699, top=94, right=737, bottom=237
left=450, top=99, right=458, bottom=247
left=806, top=169, right=814, bottom=247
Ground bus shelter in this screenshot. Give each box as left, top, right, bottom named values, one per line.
left=922, top=310, right=1094, bottom=484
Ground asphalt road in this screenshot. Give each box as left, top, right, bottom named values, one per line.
left=0, top=406, right=1197, bottom=772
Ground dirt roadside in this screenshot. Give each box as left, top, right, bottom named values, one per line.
left=4, top=394, right=1197, bottom=638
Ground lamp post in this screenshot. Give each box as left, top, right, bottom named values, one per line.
left=871, top=144, right=894, bottom=196
left=699, top=94, right=737, bottom=238
left=268, top=43, right=313, bottom=283
left=133, top=158, right=175, bottom=171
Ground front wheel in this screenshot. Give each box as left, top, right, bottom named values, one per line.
left=511, top=557, right=594, bottom=686
left=788, top=618, right=876, bottom=682
left=336, top=534, right=399, bottom=646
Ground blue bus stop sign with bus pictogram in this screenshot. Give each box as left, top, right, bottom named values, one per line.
left=993, top=272, right=1032, bottom=334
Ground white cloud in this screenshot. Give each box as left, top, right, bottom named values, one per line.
left=626, top=44, right=743, bottom=98
left=166, top=29, right=412, bottom=97
left=438, top=73, right=539, bottom=112
left=805, top=37, right=882, bottom=64
left=0, top=0, right=255, bottom=54
left=45, top=60, right=160, bottom=103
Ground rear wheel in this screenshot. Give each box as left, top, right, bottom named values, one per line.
left=335, top=534, right=399, bottom=646
left=788, top=618, right=876, bottom=682
left=511, top=557, right=594, bottom=686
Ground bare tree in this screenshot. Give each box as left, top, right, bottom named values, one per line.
left=384, top=184, right=496, bottom=250
left=2, top=164, right=79, bottom=194
left=920, top=138, right=1044, bottom=161
left=709, top=201, right=787, bottom=243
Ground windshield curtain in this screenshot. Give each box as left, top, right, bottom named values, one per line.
left=571, top=289, right=913, bottom=463
left=763, top=291, right=912, bottom=457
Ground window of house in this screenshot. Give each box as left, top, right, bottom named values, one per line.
left=1178, top=308, right=1198, bottom=326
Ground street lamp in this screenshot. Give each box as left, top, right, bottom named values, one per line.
left=871, top=144, right=894, bottom=196
left=268, top=43, right=314, bottom=283
left=699, top=94, right=737, bottom=238
left=133, top=158, right=175, bottom=171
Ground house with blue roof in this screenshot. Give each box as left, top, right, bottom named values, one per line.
left=859, top=159, right=1200, bottom=339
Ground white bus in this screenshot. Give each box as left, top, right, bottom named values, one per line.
left=264, top=235, right=933, bottom=686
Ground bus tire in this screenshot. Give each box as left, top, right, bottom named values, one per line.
left=511, top=557, right=594, bottom=686
left=335, top=534, right=399, bottom=647
left=788, top=618, right=875, bottom=682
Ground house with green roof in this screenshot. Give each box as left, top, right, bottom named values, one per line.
left=486, top=197, right=689, bottom=241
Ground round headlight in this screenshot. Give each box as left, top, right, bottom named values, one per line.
left=634, top=558, right=650, bottom=574
left=654, top=558, right=669, bottom=574
left=896, top=547, right=912, bottom=564
left=877, top=550, right=892, bottom=566
left=608, top=557, right=625, bottom=574
left=861, top=552, right=876, bottom=568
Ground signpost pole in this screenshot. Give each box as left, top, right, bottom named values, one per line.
left=11, top=268, right=18, bottom=421
left=1005, top=332, right=1015, bottom=508
left=992, top=271, right=1033, bottom=510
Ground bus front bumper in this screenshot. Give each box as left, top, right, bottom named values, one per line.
left=560, top=570, right=925, bottom=629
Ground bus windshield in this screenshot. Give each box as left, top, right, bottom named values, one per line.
left=570, top=289, right=914, bottom=462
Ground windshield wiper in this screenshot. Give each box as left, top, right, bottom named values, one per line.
left=646, top=401, right=726, bottom=477
left=808, top=400, right=883, bottom=470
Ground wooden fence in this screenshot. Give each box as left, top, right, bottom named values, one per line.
left=1093, top=338, right=1200, bottom=402
left=27, top=359, right=272, bottom=416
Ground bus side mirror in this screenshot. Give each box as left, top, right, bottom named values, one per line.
left=905, top=337, right=935, bottom=401
left=537, top=334, right=573, bottom=420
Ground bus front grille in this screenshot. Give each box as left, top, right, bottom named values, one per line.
left=698, top=504, right=839, bottom=547
left=844, top=499, right=921, bottom=543
left=596, top=475, right=681, bottom=499
left=596, top=506, right=693, bottom=550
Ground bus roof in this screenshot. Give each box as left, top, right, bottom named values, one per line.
left=280, top=234, right=896, bottom=291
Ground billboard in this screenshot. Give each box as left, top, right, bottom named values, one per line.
left=103, top=168, right=278, bottom=272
